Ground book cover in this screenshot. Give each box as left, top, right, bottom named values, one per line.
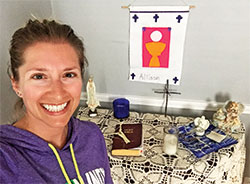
left=111, top=124, right=143, bottom=156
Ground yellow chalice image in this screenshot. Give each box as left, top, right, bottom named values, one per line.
left=146, top=30, right=166, bottom=67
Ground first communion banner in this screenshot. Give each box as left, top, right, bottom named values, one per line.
left=129, top=6, right=189, bottom=85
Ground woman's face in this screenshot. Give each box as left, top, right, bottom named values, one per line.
left=12, top=42, right=82, bottom=128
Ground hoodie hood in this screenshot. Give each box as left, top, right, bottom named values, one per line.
left=0, top=117, right=76, bottom=153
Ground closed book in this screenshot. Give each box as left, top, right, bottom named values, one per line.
left=111, top=124, right=143, bottom=156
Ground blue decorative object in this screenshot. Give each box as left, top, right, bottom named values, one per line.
left=153, top=14, right=159, bottom=22
left=113, top=98, right=130, bottom=119
left=132, top=14, right=139, bottom=22
left=176, top=15, right=183, bottom=23
left=131, top=73, right=136, bottom=80
left=173, top=76, right=179, bottom=84
left=178, top=123, right=238, bottom=158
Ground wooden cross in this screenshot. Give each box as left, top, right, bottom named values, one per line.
left=154, top=80, right=181, bottom=117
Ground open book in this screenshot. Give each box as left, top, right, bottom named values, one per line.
left=111, top=124, right=143, bottom=156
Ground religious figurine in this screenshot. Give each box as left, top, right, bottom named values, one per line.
left=86, top=76, right=100, bottom=117
left=213, top=101, right=244, bottom=133
left=213, top=108, right=226, bottom=127
left=194, top=116, right=210, bottom=136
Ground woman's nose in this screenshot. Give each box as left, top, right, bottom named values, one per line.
left=49, top=79, right=66, bottom=100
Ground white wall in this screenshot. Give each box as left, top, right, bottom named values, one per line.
left=51, top=0, right=250, bottom=104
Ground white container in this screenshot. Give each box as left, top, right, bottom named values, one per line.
left=163, top=126, right=178, bottom=155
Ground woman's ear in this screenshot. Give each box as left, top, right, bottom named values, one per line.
left=11, top=77, right=22, bottom=98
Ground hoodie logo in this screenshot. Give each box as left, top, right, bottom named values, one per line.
left=85, top=168, right=105, bottom=184
left=66, top=178, right=80, bottom=184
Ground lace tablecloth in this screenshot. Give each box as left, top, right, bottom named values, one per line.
left=77, top=107, right=246, bottom=184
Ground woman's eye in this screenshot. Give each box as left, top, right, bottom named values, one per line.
left=65, top=73, right=76, bottom=78
left=32, top=74, right=44, bottom=80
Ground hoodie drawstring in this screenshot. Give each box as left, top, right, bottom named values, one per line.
left=48, top=143, right=84, bottom=184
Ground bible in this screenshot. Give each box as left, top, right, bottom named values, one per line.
left=111, top=124, right=143, bottom=156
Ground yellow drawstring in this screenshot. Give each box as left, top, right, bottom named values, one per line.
left=70, top=144, right=84, bottom=184
left=48, top=143, right=84, bottom=184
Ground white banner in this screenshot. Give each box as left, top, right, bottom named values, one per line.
left=129, top=6, right=189, bottom=85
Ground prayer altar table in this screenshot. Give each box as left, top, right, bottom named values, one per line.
left=76, top=107, right=246, bottom=184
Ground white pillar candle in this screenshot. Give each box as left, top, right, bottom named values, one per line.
left=163, top=133, right=178, bottom=155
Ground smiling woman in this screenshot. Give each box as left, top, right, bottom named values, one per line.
left=0, top=19, right=113, bottom=184
left=12, top=42, right=83, bottom=136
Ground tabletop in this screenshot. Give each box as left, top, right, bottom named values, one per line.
left=76, top=107, right=246, bottom=184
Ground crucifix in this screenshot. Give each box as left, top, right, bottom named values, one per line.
left=154, top=79, right=181, bottom=117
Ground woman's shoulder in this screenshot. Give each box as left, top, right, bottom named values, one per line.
left=0, top=137, right=19, bottom=173
left=70, top=117, right=105, bottom=147
left=0, top=124, right=16, bottom=145
left=71, top=117, right=102, bottom=134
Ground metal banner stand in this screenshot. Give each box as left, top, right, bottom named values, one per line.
left=154, top=80, right=181, bottom=117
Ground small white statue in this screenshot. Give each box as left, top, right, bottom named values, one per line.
left=86, top=76, right=100, bottom=115
left=213, top=108, right=226, bottom=127
left=194, top=116, right=210, bottom=136
left=213, top=101, right=244, bottom=133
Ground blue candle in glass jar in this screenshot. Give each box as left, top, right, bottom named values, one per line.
left=113, top=98, right=129, bottom=119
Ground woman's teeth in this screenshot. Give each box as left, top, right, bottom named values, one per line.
left=43, top=102, right=67, bottom=112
